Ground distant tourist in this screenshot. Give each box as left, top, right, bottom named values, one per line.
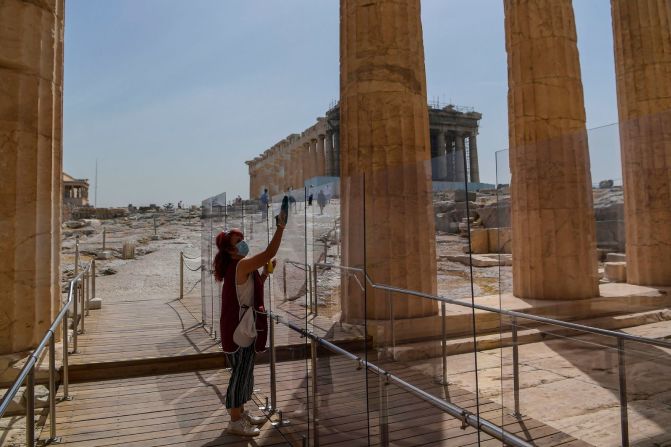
left=308, top=193, right=313, bottom=206
left=259, top=189, right=269, bottom=219
left=213, top=196, right=289, bottom=437
left=317, top=189, right=327, bottom=215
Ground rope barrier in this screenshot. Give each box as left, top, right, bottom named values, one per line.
left=181, top=253, right=201, bottom=260
left=183, top=279, right=202, bottom=296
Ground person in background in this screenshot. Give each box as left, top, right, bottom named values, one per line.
left=259, top=188, right=269, bottom=220
left=317, top=189, right=327, bottom=215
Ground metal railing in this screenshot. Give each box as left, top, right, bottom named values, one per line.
left=0, top=238, right=95, bottom=446
left=307, top=262, right=671, bottom=447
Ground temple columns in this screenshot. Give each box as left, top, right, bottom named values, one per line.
left=469, top=133, right=480, bottom=183
left=611, top=0, right=671, bottom=286
left=505, top=0, right=599, bottom=299
left=340, top=0, right=437, bottom=322
left=324, top=131, right=334, bottom=176
left=317, top=134, right=326, bottom=177
left=454, top=134, right=466, bottom=182
left=0, top=0, right=65, bottom=355
left=435, top=131, right=447, bottom=180
left=310, top=138, right=319, bottom=180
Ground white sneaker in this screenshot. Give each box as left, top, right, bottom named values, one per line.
left=243, top=410, right=267, bottom=426
left=226, top=418, right=260, bottom=437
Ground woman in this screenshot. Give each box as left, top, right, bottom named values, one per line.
left=213, top=205, right=287, bottom=437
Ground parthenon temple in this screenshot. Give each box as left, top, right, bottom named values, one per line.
left=245, top=102, right=481, bottom=198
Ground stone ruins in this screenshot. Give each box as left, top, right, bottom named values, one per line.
left=246, top=103, right=481, bottom=199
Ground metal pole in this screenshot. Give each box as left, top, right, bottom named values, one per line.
left=283, top=263, right=287, bottom=300
left=313, top=263, right=318, bottom=317
left=269, top=316, right=278, bottom=412
left=512, top=316, right=521, bottom=418
left=311, top=340, right=319, bottom=447
left=179, top=251, right=184, bottom=300
left=72, top=280, right=78, bottom=353
left=74, top=236, right=79, bottom=277
left=80, top=275, right=86, bottom=334
left=48, top=334, right=58, bottom=442
left=62, top=312, right=70, bottom=399
left=26, top=368, right=35, bottom=447
left=380, top=376, right=390, bottom=447
left=91, top=259, right=96, bottom=300
left=617, top=338, right=630, bottom=447
left=307, top=265, right=313, bottom=314
left=441, top=301, right=448, bottom=385
left=102, top=227, right=106, bottom=251
left=85, top=268, right=90, bottom=316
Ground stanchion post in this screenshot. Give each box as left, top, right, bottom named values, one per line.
left=62, top=312, right=70, bottom=399
left=512, top=316, right=521, bottom=418
left=283, top=263, right=287, bottom=300
left=26, top=368, right=35, bottom=447
left=311, top=340, right=319, bottom=447
left=617, top=338, right=630, bottom=447
left=80, top=274, right=86, bottom=333
left=102, top=227, right=106, bottom=251
left=72, top=279, right=78, bottom=353
left=48, top=334, right=59, bottom=442
left=180, top=252, right=184, bottom=300
left=441, top=302, right=448, bottom=385
left=380, top=376, right=390, bottom=447
left=313, top=263, right=318, bottom=317
left=91, top=259, right=96, bottom=300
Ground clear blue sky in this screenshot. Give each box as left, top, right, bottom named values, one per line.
left=63, top=0, right=621, bottom=207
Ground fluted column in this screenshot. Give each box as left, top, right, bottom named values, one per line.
left=324, top=131, right=334, bottom=176
left=505, top=0, right=599, bottom=299
left=301, top=142, right=310, bottom=188
left=310, top=138, right=319, bottom=180
left=340, top=0, right=437, bottom=322
left=317, top=134, right=326, bottom=176
left=0, top=0, right=65, bottom=354
left=611, top=0, right=671, bottom=285
left=469, top=133, right=480, bottom=183
left=454, top=135, right=466, bottom=182
left=435, top=131, right=447, bottom=180
left=333, top=130, right=341, bottom=177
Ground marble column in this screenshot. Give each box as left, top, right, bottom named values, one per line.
left=317, top=134, right=326, bottom=177
left=340, top=0, right=438, bottom=322
left=454, top=135, right=466, bottom=182
left=301, top=142, right=310, bottom=188
left=469, top=133, right=480, bottom=183
left=505, top=0, right=599, bottom=299
left=324, top=131, right=334, bottom=176
left=0, top=0, right=65, bottom=355
left=333, top=130, right=340, bottom=177
left=445, top=134, right=455, bottom=181
left=436, top=131, right=447, bottom=180
left=310, top=138, right=319, bottom=180
left=611, top=0, right=671, bottom=286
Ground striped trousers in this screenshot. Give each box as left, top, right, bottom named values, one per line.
left=225, top=345, right=256, bottom=409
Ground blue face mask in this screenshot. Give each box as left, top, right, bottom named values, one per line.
left=235, top=240, right=250, bottom=257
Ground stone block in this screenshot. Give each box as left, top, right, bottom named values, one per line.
left=605, top=262, right=627, bottom=283
left=469, top=228, right=489, bottom=254
left=87, top=297, right=102, bottom=310
left=454, top=190, right=476, bottom=202
left=487, top=227, right=512, bottom=254
left=97, top=250, right=113, bottom=260
left=606, top=252, right=626, bottom=263
left=122, top=242, right=135, bottom=259
left=435, top=213, right=451, bottom=233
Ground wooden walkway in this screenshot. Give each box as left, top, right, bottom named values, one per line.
left=40, top=355, right=591, bottom=447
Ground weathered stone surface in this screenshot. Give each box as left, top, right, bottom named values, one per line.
left=505, top=0, right=599, bottom=299
left=340, top=0, right=437, bottom=321
left=487, top=227, right=512, bottom=254
left=611, top=0, right=671, bottom=286
left=605, top=261, right=627, bottom=283
left=87, top=297, right=102, bottom=310
left=468, top=228, right=489, bottom=254
left=0, top=0, right=65, bottom=354
left=606, top=252, right=626, bottom=263
left=454, top=190, right=476, bottom=203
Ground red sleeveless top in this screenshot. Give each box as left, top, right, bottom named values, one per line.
left=219, top=259, right=268, bottom=353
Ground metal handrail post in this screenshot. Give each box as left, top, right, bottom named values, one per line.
left=283, top=263, right=287, bottom=300
left=48, top=334, right=58, bottom=442
left=72, top=278, right=78, bottom=353
left=269, top=316, right=277, bottom=411
left=91, top=259, right=96, bottom=300
left=311, top=340, right=319, bottom=447
left=440, top=302, right=448, bottom=385
left=313, top=263, right=318, bottom=317
left=62, top=310, right=70, bottom=399
left=85, top=268, right=90, bottom=316
left=617, top=338, right=630, bottom=447
left=179, top=252, right=184, bottom=300
left=380, top=375, right=390, bottom=446
left=80, top=275, right=86, bottom=334
left=512, top=316, right=521, bottom=418
left=26, top=368, right=35, bottom=447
